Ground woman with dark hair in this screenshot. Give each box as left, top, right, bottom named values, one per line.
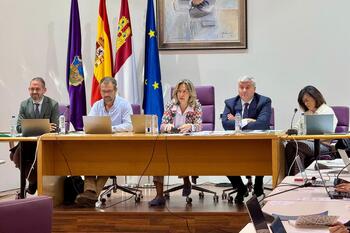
left=149, top=79, right=202, bottom=206
left=285, top=85, right=338, bottom=175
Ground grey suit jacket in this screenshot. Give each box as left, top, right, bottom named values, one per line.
left=16, top=96, right=59, bottom=133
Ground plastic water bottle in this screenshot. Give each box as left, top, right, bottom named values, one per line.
left=299, top=113, right=305, bottom=135
left=235, top=112, right=242, bottom=133
left=59, top=115, right=65, bottom=134
left=145, top=115, right=152, bottom=134
left=10, top=115, right=17, bottom=137
left=152, top=115, right=158, bottom=134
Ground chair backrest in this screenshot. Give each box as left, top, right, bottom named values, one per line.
left=270, top=107, right=275, bottom=130
left=171, top=85, right=215, bottom=131
left=131, top=104, right=141, bottom=115
left=59, top=104, right=70, bottom=131
left=0, top=196, right=52, bottom=233
left=331, top=106, right=349, bottom=133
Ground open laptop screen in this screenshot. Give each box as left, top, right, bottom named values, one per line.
left=270, top=217, right=287, bottom=233
left=83, top=116, right=112, bottom=134
left=305, top=114, right=333, bottom=135
left=245, top=196, right=270, bottom=233
left=338, top=149, right=350, bottom=173
left=21, top=119, right=50, bottom=137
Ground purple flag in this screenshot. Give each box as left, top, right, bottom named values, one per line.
left=66, top=0, right=86, bottom=131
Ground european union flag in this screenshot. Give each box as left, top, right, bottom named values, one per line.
left=143, top=0, right=164, bottom=127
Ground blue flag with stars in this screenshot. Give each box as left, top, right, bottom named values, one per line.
left=143, top=0, right=164, bottom=127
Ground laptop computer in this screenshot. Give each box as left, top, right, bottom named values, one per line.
left=321, top=173, right=350, bottom=199
left=270, top=217, right=287, bottom=233
left=324, top=149, right=350, bottom=174
left=304, top=114, right=333, bottom=135
left=83, top=116, right=112, bottom=134
left=131, top=115, right=153, bottom=133
left=21, top=119, right=50, bottom=136
left=338, top=149, right=350, bottom=172
left=245, top=196, right=270, bottom=233
left=295, top=155, right=333, bottom=186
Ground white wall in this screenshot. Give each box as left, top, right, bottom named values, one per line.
left=1, top=0, right=350, bottom=190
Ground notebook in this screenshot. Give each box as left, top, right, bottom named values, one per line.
left=83, top=116, right=112, bottom=134
left=304, top=114, right=333, bottom=135
left=21, top=119, right=50, bottom=136
left=245, top=196, right=270, bottom=233
left=131, top=115, right=153, bottom=133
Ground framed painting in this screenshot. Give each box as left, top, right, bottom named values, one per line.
left=156, top=0, right=247, bottom=50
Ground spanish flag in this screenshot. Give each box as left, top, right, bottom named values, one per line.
left=91, top=0, right=113, bottom=106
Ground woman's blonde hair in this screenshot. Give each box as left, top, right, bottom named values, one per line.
left=172, top=79, right=197, bottom=107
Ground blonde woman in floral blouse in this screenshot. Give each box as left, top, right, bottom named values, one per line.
left=149, top=79, right=202, bottom=206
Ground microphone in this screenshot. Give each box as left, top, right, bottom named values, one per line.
left=287, top=108, right=298, bottom=135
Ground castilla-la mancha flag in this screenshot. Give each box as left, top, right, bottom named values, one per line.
left=114, top=0, right=139, bottom=104
left=91, top=0, right=113, bottom=106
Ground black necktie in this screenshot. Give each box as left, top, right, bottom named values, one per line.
left=34, top=103, right=40, bottom=118
left=243, top=103, right=249, bottom=119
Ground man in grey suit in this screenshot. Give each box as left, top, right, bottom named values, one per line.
left=10, top=77, right=59, bottom=194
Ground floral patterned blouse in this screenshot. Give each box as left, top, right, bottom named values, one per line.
left=160, top=99, right=202, bottom=132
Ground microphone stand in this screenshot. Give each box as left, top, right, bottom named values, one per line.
left=287, top=108, right=298, bottom=135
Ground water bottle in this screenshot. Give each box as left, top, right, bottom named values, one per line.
left=235, top=112, right=242, bottom=133
left=152, top=115, right=158, bottom=134
left=299, top=113, right=305, bottom=135
left=144, top=115, right=152, bottom=134
left=59, top=114, right=65, bottom=134
left=10, top=115, right=17, bottom=137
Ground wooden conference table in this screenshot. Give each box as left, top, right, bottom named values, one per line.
left=37, top=132, right=284, bottom=203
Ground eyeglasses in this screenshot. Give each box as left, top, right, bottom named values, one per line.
left=29, top=88, right=43, bottom=93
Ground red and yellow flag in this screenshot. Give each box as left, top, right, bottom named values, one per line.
left=91, top=0, right=113, bottom=106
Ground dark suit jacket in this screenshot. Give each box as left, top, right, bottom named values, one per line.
left=16, top=96, right=59, bottom=133
left=222, top=93, right=272, bottom=130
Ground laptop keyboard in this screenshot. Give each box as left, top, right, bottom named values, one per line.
left=329, top=191, right=350, bottom=199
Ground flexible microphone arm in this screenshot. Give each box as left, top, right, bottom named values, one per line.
left=287, top=108, right=298, bottom=135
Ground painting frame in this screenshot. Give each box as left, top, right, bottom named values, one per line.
left=156, top=0, right=247, bottom=50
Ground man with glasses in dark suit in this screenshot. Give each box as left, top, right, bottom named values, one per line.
left=10, top=77, right=59, bottom=195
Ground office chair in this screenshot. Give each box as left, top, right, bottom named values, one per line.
left=331, top=106, right=349, bottom=133
left=99, top=104, right=143, bottom=204
left=317, top=106, right=349, bottom=160
left=222, top=107, right=275, bottom=202
left=163, top=86, right=219, bottom=204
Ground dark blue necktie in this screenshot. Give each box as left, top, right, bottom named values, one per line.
left=34, top=103, right=40, bottom=118
left=243, top=103, right=249, bottom=119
